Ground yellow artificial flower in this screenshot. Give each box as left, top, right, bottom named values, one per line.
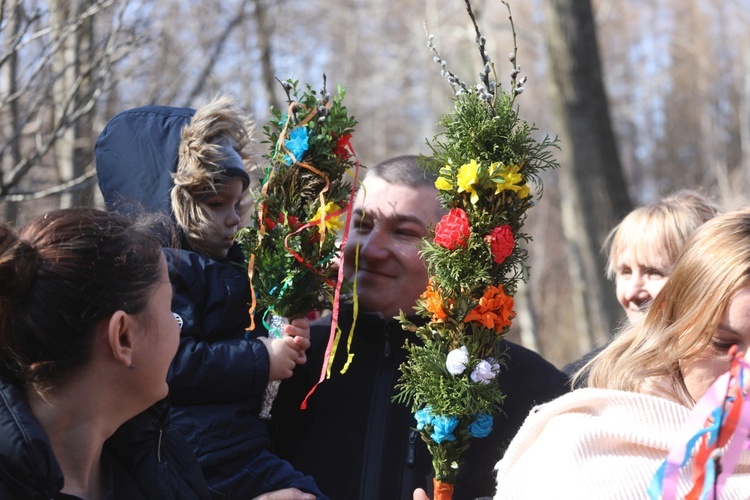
left=435, top=176, right=453, bottom=191
left=457, top=159, right=480, bottom=204
left=311, top=201, right=344, bottom=232
left=493, top=164, right=529, bottom=199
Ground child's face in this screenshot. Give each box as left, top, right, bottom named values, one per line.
left=202, top=177, right=246, bottom=260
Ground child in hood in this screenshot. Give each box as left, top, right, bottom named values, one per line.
left=96, top=96, right=323, bottom=499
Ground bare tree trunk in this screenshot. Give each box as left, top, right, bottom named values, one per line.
left=76, top=1, right=95, bottom=206
left=185, top=0, right=251, bottom=104
left=252, top=0, right=282, bottom=112
left=1, top=2, right=21, bottom=223
left=51, top=0, right=77, bottom=208
left=515, top=277, right=540, bottom=353
left=542, top=0, right=632, bottom=348
left=741, top=49, right=750, bottom=203
left=51, top=0, right=75, bottom=208
left=51, top=0, right=97, bottom=208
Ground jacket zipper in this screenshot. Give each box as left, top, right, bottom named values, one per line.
left=384, top=328, right=391, bottom=358
left=360, top=323, right=392, bottom=500
left=157, top=428, right=163, bottom=463
left=406, top=429, right=417, bottom=466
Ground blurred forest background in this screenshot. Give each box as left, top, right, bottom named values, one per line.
left=1, top=0, right=749, bottom=369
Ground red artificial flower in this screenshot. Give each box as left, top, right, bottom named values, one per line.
left=334, top=133, right=353, bottom=159
left=287, top=214, right=300, bottom=229
left=434, top=208, right=470, bottom=250
left=263, top=213, right=300, bottom=231
left=486, top=225, right=515, bottom=264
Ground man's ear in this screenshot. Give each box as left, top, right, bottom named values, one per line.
left=106, top=310, right=134, bottom=368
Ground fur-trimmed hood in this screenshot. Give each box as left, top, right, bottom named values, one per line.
left=96, top=105, right=195, bottom=216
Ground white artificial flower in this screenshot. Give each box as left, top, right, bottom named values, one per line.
left=446, top=346, right=469, bottom=375
left=471, top=358, right=500, bottom=384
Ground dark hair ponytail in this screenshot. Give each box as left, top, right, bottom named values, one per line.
left=0, top=208, right=166, bottom=391
left=0, top=226, right=40, bottom=348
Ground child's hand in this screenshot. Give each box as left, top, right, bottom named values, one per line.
left=252, top=488, right=316, bottom=500
left=260, top=336, right=299, bottom=381
left=284, top=317, right=311, bottom=365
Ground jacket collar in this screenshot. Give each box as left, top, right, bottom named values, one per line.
left=0, top=370, right=64, bottom=495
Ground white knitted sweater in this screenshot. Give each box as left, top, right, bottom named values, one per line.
left=494, top=388, right=750, bottom=499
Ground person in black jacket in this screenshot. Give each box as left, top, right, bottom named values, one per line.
left=0, top=207, right=210, bottom=499
left=272, top=155, right=571, bottom=500
left=95, top=97, right=322, bottom=499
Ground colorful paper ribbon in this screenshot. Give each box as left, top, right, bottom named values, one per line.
left=301, top=143, right=361, bottom=409
left=648, top=346, right=750, bottom=499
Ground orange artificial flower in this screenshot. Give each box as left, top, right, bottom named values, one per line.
left=463, top=285, right=515, bottom=331
left=421, top=280, right=449, bottom=321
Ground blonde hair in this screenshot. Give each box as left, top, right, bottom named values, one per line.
left=605, top=190, right=719, bottom=279
left=171, top=95, right=255, bottom=257
left=586, top=207, right=750, bottom=406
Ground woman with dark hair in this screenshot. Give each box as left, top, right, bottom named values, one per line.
left=0, top=208, right=209, bottom=499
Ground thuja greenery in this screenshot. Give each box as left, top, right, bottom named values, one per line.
left=394, top=0, right=560, bottom=491
left=236, top=76, right=357, bottom=320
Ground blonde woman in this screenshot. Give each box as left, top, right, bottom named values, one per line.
left=494, top=208, right=750, bottom=498
left=606, top=189, right=719, bottom=322
left=564, top=189, right=719, bottom=379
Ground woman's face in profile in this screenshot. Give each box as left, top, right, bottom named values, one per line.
left=680, top=286, right=750, bottom=403
left=134, top=255, right=181, bottom=404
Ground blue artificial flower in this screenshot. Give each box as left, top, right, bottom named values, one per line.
left=467, top=413, right=493, bottom=438
left=430, top=414, right=459, bottom=443
left=414, top=407, right=434, bottom=431
left=284, top=126, right=310, bottom=165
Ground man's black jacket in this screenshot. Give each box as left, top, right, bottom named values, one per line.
left=271, top=304, right=570, bottom=500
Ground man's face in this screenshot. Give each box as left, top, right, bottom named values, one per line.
left=343, top=176, right=442, bottom=318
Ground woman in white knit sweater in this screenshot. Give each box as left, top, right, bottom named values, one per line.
left=493, top=208, right=750, bottom=499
